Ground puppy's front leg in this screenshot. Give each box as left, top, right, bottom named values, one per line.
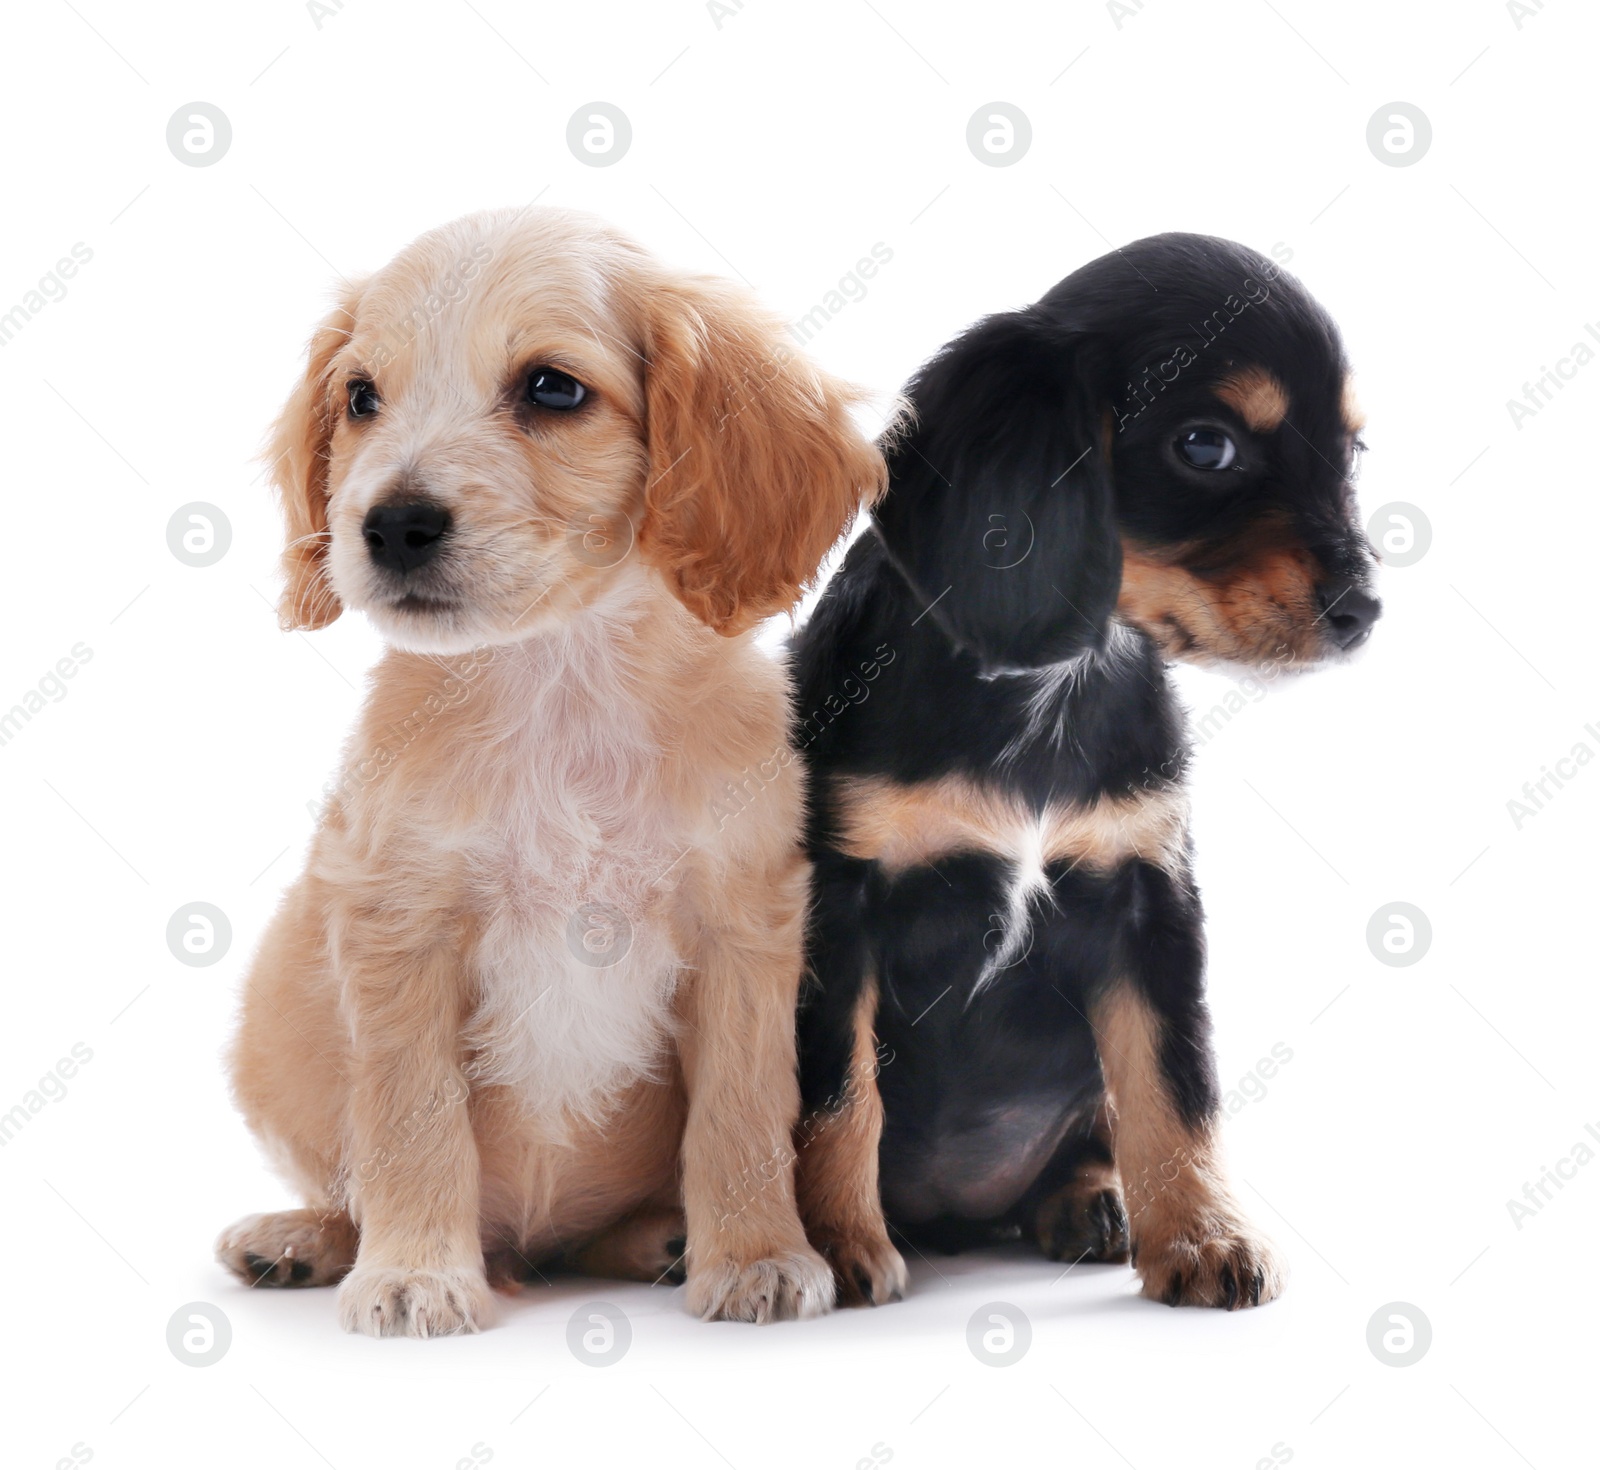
left=1090, top=863, right=1286, bottom=1310
left=678, top=868, right=834, bottom=1323
left=335, top=922, right=491, bottom=1338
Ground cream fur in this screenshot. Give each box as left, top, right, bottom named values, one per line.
left=216, top=207, right=885, bottom=1334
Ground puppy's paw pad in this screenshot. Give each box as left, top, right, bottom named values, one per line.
left=1036, top=1185, right=1130, bottom=1265
left=483, top=1245, right=536, bottom=1294
left=336, top=1266, right=494, bottom=1337
left=814, top=1231, right=907, bottom=1307
left=660, top=1235, right=689, bottom=1286
left=687, top=1247, right=835, bottom=1323
left=1136, top=1223, right=1285, bottom=1310
left=215, top=1210, right=354, bottom=1289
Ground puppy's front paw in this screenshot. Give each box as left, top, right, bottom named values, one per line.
left=336, top=1265, right=494, bottom=1337
left=687, top=1246, right=835, bottom=1323
left=812, top=1229, right=907, bottom=1307
left=1133, top=1217, right=1285, bottom=1310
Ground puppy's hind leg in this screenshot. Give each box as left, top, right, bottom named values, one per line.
left=219, top=881, right=359, bottom=1290
left=1027, top=1104, right=1129, bottom=1266
left=216, top=1208, right=357, bottom=1288
left=564, top=1204, right=689, bottom=1286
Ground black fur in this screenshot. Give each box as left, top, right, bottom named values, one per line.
left=793, top=233, right=1379, bottom=1246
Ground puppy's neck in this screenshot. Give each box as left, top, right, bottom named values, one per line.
left=460, top=563, right=721, bottom=710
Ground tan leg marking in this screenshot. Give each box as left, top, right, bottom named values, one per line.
left=794, top=979, right=907, bottom=1307
left=1092, top=986, right=1284, bottom=1309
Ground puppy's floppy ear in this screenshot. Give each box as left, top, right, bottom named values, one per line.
left=638, top=274, right=886, bottom=635
left=266, top=282, right=363, bottom=631
left=874, top=309, right=1121, bottom=671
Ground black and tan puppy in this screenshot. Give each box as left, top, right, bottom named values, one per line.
left=791, top=234, right=1378, bottom=1309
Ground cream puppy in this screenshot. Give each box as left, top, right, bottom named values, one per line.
left=214, top=207, right=889, bottom=1334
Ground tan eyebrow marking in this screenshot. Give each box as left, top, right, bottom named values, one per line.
left=1341, top=375, right=1366, bottom=434
left=1216, top=366, right=1290, bottom=432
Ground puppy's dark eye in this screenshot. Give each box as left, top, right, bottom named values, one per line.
left=347, top=379, right=379, bottom=420
left=1177, top=428, right=1237, bottom=470
left=526, top=367, right=586, bottom=411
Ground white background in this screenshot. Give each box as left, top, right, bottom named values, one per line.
left=2, top=1, right=1595, bottom=1466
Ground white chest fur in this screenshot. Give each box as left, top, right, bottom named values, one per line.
left=406, top=593, right=705, bottom=1126
left=463, top=737, right=687, bottom=1126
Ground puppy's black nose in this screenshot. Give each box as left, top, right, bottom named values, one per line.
left=363, top=501, right=451, bottom=572
left=1318, top=580, right=1381, bottom=650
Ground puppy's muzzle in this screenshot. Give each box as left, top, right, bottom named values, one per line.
left=1317, top=578, right=1381, bottom=651
left=363, top=500, right=452, bottom=574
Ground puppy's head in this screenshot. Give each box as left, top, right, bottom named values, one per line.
left=876, top=233, right=1378, bottom=674
left=268, top=207, right=883, bottom=650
